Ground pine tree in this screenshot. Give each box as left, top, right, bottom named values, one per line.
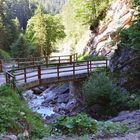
left=26, top=7, right=65, bottom=56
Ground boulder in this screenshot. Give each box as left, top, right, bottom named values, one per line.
left=57, top=94, right=69, bottom=103
left=110, top=47, right=140, bottom=91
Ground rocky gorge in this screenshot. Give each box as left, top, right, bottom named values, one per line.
left=23, top=83, right=83, bottom=124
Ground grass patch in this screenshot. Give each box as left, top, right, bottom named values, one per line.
left=0, top=85, right=50, bottom=139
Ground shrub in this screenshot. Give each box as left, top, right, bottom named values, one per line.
left=97, top=121, right=126, bottom=136
left=78, top=54, right=106, bottom=61
left=127, top=91, right=140, bottom=109
left=51, top=114, right=97, bottom=135
left=51, top=114, right=126, bottom=136
left=10, top=34, right=39, bottom=58
left=82, top=72, right=129, bottom=115
left=119, top=1, right=140, bottom=51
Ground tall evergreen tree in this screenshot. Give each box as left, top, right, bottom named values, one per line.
left=26, top=7, right=65, bottom=56
left=0, top=0, right=5, bottom=49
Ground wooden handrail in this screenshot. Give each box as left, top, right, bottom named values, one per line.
left=2, top=54, right=78, bottom=71
left=5, top=59, right=108, bottom=90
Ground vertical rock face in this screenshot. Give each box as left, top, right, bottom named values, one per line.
left=109, top=47, right=140, bottom=91
left=86, top=0, right=136, bottom=58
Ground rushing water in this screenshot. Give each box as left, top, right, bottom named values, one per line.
left=23, top=89, right=55, bottom=119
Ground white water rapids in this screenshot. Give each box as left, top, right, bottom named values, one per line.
left=23, top=89, right=55, bottom=119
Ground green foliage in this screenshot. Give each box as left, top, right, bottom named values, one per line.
left=78, top=54, right=106, bottom=61
left=26, top=7, right=65, bottom=56
left=0, top=49, right=10, bottom=60
left=82, top=72, right=129, bottom=115
left=0, top=0, right=20, bottom=54
left=61, top=0, right=112, bottom=54
left=97, top=121, right=126, bottom=135
left=52, top=114, right=97, bottom=135
left=119, top=21, right=140, bottom=50
left=51, top=114, right=126, bottom=136
left=10, top=34, right=39, bottom=58
left=73, top=0, right=112, bottom=25
left=127, top=91, right=140, bottom=109
left=119, top=0, right=140, bottom=50
left=0, top=85, right=50, bottom=139
left=4, top=0, right=33, bottom=30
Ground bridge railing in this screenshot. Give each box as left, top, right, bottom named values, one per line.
left=0, top=59, right=3, bottom=72
left=5, top=60, right=108, bottom=89
left=1, top=53, right=78, bottom=72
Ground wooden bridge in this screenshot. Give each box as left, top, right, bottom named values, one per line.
left=3, top=54, right=108, bottom=89
left=0, top=54, right=77, bottom=72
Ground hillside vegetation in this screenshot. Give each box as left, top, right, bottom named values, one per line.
left=0, top=86, right=50, bottom=139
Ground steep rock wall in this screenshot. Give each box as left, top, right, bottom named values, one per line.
left=110, top=47, right=140, bottom=91
left=86, top=0, right=137, bottom=58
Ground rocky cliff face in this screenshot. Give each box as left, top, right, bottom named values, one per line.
left=110, top=47, right=140, bottom=91
left=86, top=0, right=137, bottom=58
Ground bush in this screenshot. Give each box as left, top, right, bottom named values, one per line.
left=0, top=86, right=50, bottom=139
left=10, top=34, right=38, bottom=58
left=97, top=121, right=126, bottom=136
left=82, top=72, right=129, bottom=115
left=51, top=114, right=97, bottom=135
left=119, top=1, right=140, bottom=51
left=127, top=90, right=140, bottom=109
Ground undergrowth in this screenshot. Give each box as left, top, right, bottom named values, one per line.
left=0, top=85, right=50, bottom=139
left=51, top=113, right=126, bottom=136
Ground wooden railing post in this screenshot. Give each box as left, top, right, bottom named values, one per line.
left=58, top=56, right=61, bottom=64
left=17, top=58, right=19, bottom=68
left=87, top=61, right=90, bottom=75
left=24, top=68, right=27, bottom=83
left=57, top=64, right=60, bottom=79
left=73, top=62, right=75, bottom=77
left=38, top=65, right=41, bottom=84
left=70, top=55, right=72, bottom=64
left=73, top=54, right=75, bottom=62
left=45, top=56, right=48, bottom=67
left=90, top=61, right=92, bottom=72
left=0, top=59, right=3, bottom=72
left=32, top=57, right=35, bottom=68
left=106, top=59, right=108, bottom=69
